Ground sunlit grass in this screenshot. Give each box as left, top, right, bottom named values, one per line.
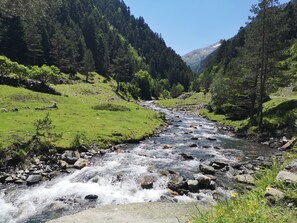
left=0, top=77, right=163, bottom=149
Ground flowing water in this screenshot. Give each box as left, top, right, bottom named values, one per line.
left=0, top=102, right=273, bottom=223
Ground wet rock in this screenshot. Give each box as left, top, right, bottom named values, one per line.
left=234, top=174, right=255, bottom=185
left=194, top=174, right=211, bottom=189
left=190, top=144, right=198, bottom=148
left=209, top=181, right=217, bottom=190
left=285, top=160, right=297, bottom=173
left=190, top=125, right=198, bottom=129
left=5, top=176, right=14, bottom=183
left=85, top=195, right=98, bottom=200
left=14, top=179, right=25, bottom=184
left=163, top=144, right=172, bottom=149
left=207, top=137, right=217, bottom=141
left=180, top=153, right=194, bottom=160
left=0, top=173, right=9, bottom=183
left=50, top=202, right=68, bottom=211
left=200, top=164, right=215, bottom=175
left=167, top=189, right=179, bottom=196
left=140, top=176, right=155, bottom=189
left=265, top=188, right=285, bottom=204
left=276, top=171, right=297, bottom=184
left=211, top=159, right=229, bottom=169
left=61, top=150, right=80, bottom=164
left=168, top=176, right=188, bottom=194
left=74, top=158, right=88, bottom=169
left=187, top=180, right=199, bottom=192
left=26, top=175, right=42, bottom=185
left=191, top=137, right=199, bottom=140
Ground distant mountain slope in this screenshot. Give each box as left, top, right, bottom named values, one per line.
left=0, top=0, right=193, bottom=88
left=182, top=42, right=221, bottom=74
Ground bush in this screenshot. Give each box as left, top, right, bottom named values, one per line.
left=170, top=83, right=184, bottom=98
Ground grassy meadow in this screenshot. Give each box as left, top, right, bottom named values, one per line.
left=0, top=75, right=164, bottom=150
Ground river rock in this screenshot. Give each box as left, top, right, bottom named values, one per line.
left=163, top=144, right=172, bottom=149
left=180, top=153, right=194, bottom=160
left=168, top=176, right=188, bottom=194
left=285, top=160, right=297, bottom=173
left=26, top=175, right=42, bottom=185
left=200, top=164, right=215, bottom=175
left=59, top=160, right=69, bottom=170
left=85, top=195, right=98, bottom=200
left=194, top=174, right=211, bottom=188
left=0, top=173, right=9, bottom=183
left=234, top=174, right=255, bottom=185
left=140, top=176, right=155, bottom=189
left=74, top=158, right=88, bottom=169
left=187, top=180, right=199, bottom=192
left=265, top=187, right=285, bottom=204
left=276, top=171, right=297, bottom=184
left=210, top=159, right=229, bottom=169
left=61, top=150, right=80, bottom=164
left=190, top=144, right=198, bottom=148
left=5, top=176, right=14, bottom=183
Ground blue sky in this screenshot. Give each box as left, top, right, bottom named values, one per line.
left=123, top=0, right=290, bottom=56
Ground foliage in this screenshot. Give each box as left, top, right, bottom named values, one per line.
left=193, top=161, right=296, bottom=223
left=170, top=83, right=185, bottom=98
left=132, top=70, right=155, bottom=100
left=0, top=0, right=194, bottom=90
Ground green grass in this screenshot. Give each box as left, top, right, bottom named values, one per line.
left=192, top=159, right=297, bottom=223
left=0, top=76, right=164, bottom=150
left=157, top=92, right=210, bottom=111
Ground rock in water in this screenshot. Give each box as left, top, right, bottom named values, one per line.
left=200, top=164, right=215, bottom=175
left=74, top=158, right=88, bottom=169
left=26, top=175, right=42, bottom=185
left=85, top=195, right=98, bottom=200
left=180, top=153, right=194, bottom=160
left=140, top=176, right=155, bottom=189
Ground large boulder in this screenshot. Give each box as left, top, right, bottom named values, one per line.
left=26, top=175, right=42, bottom=185
left=61, top=150, right=80, bottom=164
left=276, top=171, right=297, bottom=184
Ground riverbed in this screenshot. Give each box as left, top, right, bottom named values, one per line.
left=0, top=102, right=274, bottom=223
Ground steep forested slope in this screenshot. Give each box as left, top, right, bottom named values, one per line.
left=0, top=0, right=193, bottom=90
left=194, top=1, right=297, bottom=130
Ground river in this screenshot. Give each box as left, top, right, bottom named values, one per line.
left=0, top=101, right=273, bottom=223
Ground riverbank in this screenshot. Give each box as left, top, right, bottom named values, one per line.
left=156, top=93, right=297, bottom=223
left=0, top=75, right=164, bottom=185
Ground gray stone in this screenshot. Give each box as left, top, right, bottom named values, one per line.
left=265, top=187, right=285, bottom=204
left=26, top=175, right=42, bottom=185
left=5, top=176, right=14, bottom=183
left=187, top=180, right=199, bottom=192
left=74, top=158, right=88, bottom=169
left=285, top=160, right=297, bottom=173
left=276, top=171, right=297, bottom=184
left=211, top=159, right=229, bottom=169
left=163, top=144, right=172, bottom=149
left=61, top=150, right=80, bottom=164
left=200, top=164, right=215, bottom=175
left=234, top=174, right=255, bottom=185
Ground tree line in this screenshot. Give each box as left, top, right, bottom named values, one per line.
left=193, top=0, right=297, bottom=130
left=0, top=0, right=194, bottom=99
